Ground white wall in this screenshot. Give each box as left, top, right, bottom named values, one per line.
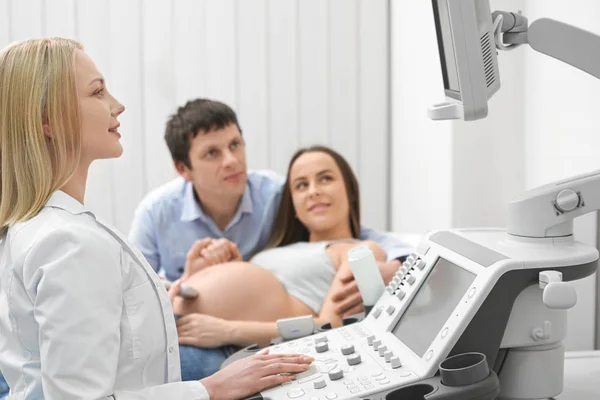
left=0, top=0, right=391, bottom=234
left=391, top=0, right=598, bottom=350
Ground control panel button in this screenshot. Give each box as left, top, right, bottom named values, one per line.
left=390, top=356, right=402, bottom=369
left=386, top=305, right=396, bottom=315
left=468, top=287, right=477, bottom=298
left=288, top=388, right=306, bottom=398
left=372, top=339, right=382, bottom=350
left=386, top=286, right=394, bottom=294
left=328, top=368, right=344, bottom=381
left=441, top=327, right=449, bottom=338
left=315, top=335, right=328, bottom=344
left=406, top=275, right=416, bottom=285
left=372, top=307, right=383, bottom=318
left=313, top=378, right=327, bottom=389
left=395, top=290, right=406, bottom=300
left=316, top=342, right=329, bottom=353
left=384, top=350, right=393, bottom=362
left=378, top=346, right=388, bottom=356
left=399, top=266, right=408, bottom=275
left=347, top=353, right=361, bottom=366
left=406, top=255, right=416, bottom=265
left=341, top=344, right=355, bottom=355
left=426, top=350, right=433, bottom=361
left=326, top=394, right=338, bottom=400
left=415, top=259, right=426, bottom=270
left=367, top=335, right=376, bottom=345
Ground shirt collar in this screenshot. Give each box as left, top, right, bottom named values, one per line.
left=45, top=190, right=95, bottom=218
left=180, top=181, right=254, bottom=223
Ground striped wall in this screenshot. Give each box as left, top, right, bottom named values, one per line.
left=0, top=0, right=390, bottom=234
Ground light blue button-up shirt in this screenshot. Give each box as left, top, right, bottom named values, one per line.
left=129, top=170, right=412, bottom=281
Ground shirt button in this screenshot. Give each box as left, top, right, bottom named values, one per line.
left=169, top=346, right=174, bottom=353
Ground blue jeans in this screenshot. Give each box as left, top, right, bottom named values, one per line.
left=174, top=315, right=240, bottom=380
left=0, top=370, right=8, bottom=399
left=179, top=344, right=239, bottom=380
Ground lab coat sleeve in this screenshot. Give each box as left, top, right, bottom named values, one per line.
left=359, top=227, right=414, bottom=261
left=22, top=224, right=209, bottom=400
left=128, top=202, right=161, bottom=272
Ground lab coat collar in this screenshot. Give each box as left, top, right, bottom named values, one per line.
left=45, top=190, right=96, bottom=218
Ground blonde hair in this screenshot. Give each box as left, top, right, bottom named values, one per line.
left=0, top=37, right=83, bottom=236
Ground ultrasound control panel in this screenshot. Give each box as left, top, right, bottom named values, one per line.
left=257, top=229, right=598, bottom=400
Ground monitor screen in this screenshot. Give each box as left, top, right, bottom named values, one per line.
left=392, top=257, right=476, bottom=357
left=432, top=0, right=461, bottom=97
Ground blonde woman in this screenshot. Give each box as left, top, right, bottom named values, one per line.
left=0, top=38, right=312, bottom=400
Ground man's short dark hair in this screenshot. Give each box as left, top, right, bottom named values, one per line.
left=164, top=99, right=241, bottom=168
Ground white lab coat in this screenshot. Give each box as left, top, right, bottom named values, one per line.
left=0, top=191, right=210, bottom=399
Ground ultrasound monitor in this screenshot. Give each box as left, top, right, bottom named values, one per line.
left=429, top=0, right=501, bottom=121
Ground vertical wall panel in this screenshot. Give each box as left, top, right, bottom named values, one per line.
left=142, top=0, right=178, bottom=192
left=268, top=0, right=299, bottom=174
left=237, top=0, right=270, bottom=170
left=3, top=0, right=391, bottom=236
left=44, top=0, right=76, bottom=38
left=298, top=0, right=329, bottom=147
left=78, top=1, right=116, bottom=224
left=0, top=0, right=10, bottom=47
left=329, top=0, right=359, bottom=171
left=205, top=0, right=237, bottom=108
left=358, top=0, right=389, bottom=230
left=173, top=0, right=207, bottom=106
left=10, top=0, right=42, bottom=42
left=108, top=0, right=145, bottom=233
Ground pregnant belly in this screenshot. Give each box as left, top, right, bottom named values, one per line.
left=171, top=261, right=313, bottom=322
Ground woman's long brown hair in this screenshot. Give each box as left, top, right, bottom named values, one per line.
left=266, top=145, right=361, bottom=248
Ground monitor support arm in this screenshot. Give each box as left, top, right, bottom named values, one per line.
left=491, top=13, right=600, bottom=238
left=494, top=12, right=600, bottom=80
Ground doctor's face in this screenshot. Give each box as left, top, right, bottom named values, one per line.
left=289, top=151, right=351, bottom=237
left=75, top=50, right=125, bottom=163
left=178, top=123, right=247, bottom=202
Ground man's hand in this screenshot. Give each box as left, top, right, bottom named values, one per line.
left=331, top=259, right=401, bottom=317
left=183, top=238, right=243, bottom=279
left=200, top=350, right=314, bottom=400
left=201, top=238, right=242, bottom=264
left=176, top=313, right=235, bottom=348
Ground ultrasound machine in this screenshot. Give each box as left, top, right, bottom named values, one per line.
left=224, top=1, right=600, bottom=398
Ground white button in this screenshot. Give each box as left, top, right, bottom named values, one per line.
left=390, top=357, right=402, bottom=369
left=288, top=388, right=306, bottom=398
left=168, top=347, right=174, bottom=353
left=415, top=260, right=426, bottom=270
left=395, top=290, right=406, bottom=300
left=426, top=350, right=434, bottom=360
left=441, top=327, right=449, bottom=338
left=350, top=388, right=360, bottom=394
left=386, top=305, right=396, bottom=315
left=399, top=371, right=412, bottom=377
left=371, top=371, right=383, bottom=377
left=406, top=275, right=416, bottom=285
left=364, top=384, right=375, bottom=389
left=326, top=394, right=338, bottom=400
left=468, top=287, right=477, bottom=298
left=372, top=307, right=383, bottom=318
left=384, top=351, right=393, bottom=362
left=343, top=379, right=353, bottom=385
left=379, top=379, right=391, bottom=385
left=378, top=346, right=388, bottom=356
left=313, top=378, right=326, bottom=389
left=375, top=375, right=387, bottom=381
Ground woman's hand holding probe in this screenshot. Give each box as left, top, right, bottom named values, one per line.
left=200, top=349, right=314, bottom=400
